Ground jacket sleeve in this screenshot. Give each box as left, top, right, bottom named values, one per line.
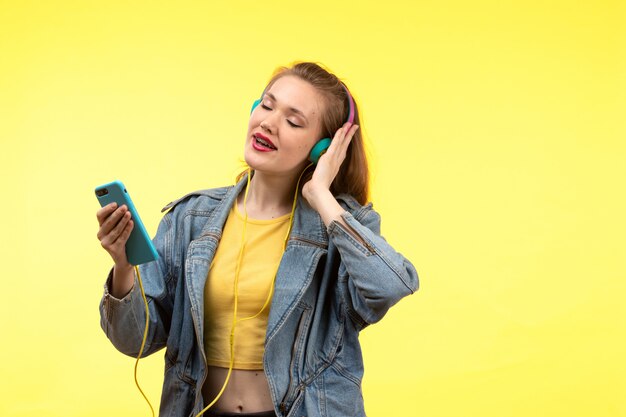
left=327, top=207, right=419, bottom=326
left=99, top=212, right=176, bottom=358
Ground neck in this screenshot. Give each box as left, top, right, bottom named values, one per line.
left=238, top=169, right=301, bottom=219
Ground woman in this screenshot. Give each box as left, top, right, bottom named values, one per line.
left=97, top=62, right=419, bottom=417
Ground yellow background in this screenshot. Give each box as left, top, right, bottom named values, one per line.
left=1, top=1, right=624, bottom=416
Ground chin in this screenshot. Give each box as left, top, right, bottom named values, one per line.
left=242, top=149, right=266, bottom=171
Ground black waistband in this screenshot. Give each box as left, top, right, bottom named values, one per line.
left=202, top=410, right=276, bottom=417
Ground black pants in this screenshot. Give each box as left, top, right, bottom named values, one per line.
left=203, top=410, right=276, bottom=417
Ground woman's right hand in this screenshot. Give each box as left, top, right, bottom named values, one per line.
left=96, top=202, right=135, bottom=297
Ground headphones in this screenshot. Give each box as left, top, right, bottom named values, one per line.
left=250, top=84, right=355, bottom=164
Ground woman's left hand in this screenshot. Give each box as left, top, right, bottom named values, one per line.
left=302, top=122, right=359, bottom=214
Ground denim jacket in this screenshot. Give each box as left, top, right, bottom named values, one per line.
left=100, top=175, right=419, bottom=417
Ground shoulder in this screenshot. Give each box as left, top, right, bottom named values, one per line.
left=160, top=185, right=233, bottom=214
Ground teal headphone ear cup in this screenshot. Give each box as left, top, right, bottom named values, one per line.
left=309, top=138, right=332, bottom=164
left=250, top=98, right=262, bottom=114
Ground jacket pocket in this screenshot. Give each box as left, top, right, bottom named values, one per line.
left=164, top=347, right=196, bottom=386
left=162, top=351, right=197, bottom=417
left=279, top=304, right=312, bottom=415
left=284, top=388, right=305, bottom=417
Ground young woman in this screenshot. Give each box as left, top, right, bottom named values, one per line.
left=97, top=62, right=418, bottom=417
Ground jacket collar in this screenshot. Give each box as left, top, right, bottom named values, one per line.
left=200, top=172, right=329, bottom=248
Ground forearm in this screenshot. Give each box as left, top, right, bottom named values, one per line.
left=100, top=262, right=170, bottom=357
left=111, top=263, right=135, bottom=299
left=100, top=269, right=147, bottom=356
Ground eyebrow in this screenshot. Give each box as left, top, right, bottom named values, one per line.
left=266, top=92, right=309, bottom=123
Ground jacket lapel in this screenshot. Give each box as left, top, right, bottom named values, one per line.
left=185, top=177, right=248, bottom=329
left=265, top=192, right=329, bottom=341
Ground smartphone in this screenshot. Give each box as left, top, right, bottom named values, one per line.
left=95, top=180, right=159, bottom=266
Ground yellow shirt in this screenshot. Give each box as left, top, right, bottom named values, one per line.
left=203, top=203, right=290, bottom=370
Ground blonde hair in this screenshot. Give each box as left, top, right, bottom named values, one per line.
left=240, top=61, right=370, bottom=205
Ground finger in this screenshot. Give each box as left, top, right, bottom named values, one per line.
left=96, top=202, right=118, bottom=225
left=318, top=123, right=358, bottom=171
left=109, top=211, right=132, bottom=243
left=340, top=124, right=359, bottom=153
left=99, top=210, right=131, bottom=247
left=327, top=123, right=352, bottom=155
left=97, top=203, right=125, bottom=231
left=98, top=209, right=131, bottom=244
left=341, top=123, right=359, bottom=140
left=105, top=220, right=133, bottom=265
left=336, top=122, right=352, bottom=139
left=332, top=124, right=358, bottom=160
left=100, top=218, right=131, bottom=255
left=117, top=219, right=134, bottom=246
left=334, top=123, right=358, bottom=147
left=97, top=205, right=129, bottom=238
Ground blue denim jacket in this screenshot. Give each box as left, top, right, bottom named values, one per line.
left=100, top=176, right=419, bottom=417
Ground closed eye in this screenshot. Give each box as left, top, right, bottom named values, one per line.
left=261, top=101, right=301, bottom=127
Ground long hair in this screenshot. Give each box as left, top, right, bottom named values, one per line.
left=240, top=62, right=370, bottom=205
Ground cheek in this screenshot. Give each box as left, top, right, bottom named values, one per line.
left=248, top=107, right=265, bottom=127
left=246, top=114, right=261, bottom=141
left=291, top=134, right=317, bottom=154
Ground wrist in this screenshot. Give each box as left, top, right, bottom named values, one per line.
left=302, top=183, right=331, bottom=210
left=114, top=261, right=133, bottom=274
left=307, top=191, right=345, bottom=228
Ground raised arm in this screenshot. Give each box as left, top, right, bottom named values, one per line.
left=302, top=122, right=419, bottom=325
left=97, top=204, right=175, bottom=357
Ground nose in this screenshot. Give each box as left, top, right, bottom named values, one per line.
left=259, top=111, right=279, bottom=135
left=260, top=120, right=273, bottom=134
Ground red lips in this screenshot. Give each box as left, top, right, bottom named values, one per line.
left=252, top=132, right=277, bottom=151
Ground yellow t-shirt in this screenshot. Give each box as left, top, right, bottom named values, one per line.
left=203, top=203, right=290, bottom=370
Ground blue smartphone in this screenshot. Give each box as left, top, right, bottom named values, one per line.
left=95, top=180, right=159, bottom=266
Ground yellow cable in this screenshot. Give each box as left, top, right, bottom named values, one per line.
left=134, top=265, right=156, bottom=417
left=283, top=163, right=313, bottom=252
left=238, top=163, right=313, bottom=323
left=194, top=169, right=252, bottom=417
left=195, top=164, right=313, bottom=416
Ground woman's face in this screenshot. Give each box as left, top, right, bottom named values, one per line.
left=244, top=75, right=324, bottom=178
